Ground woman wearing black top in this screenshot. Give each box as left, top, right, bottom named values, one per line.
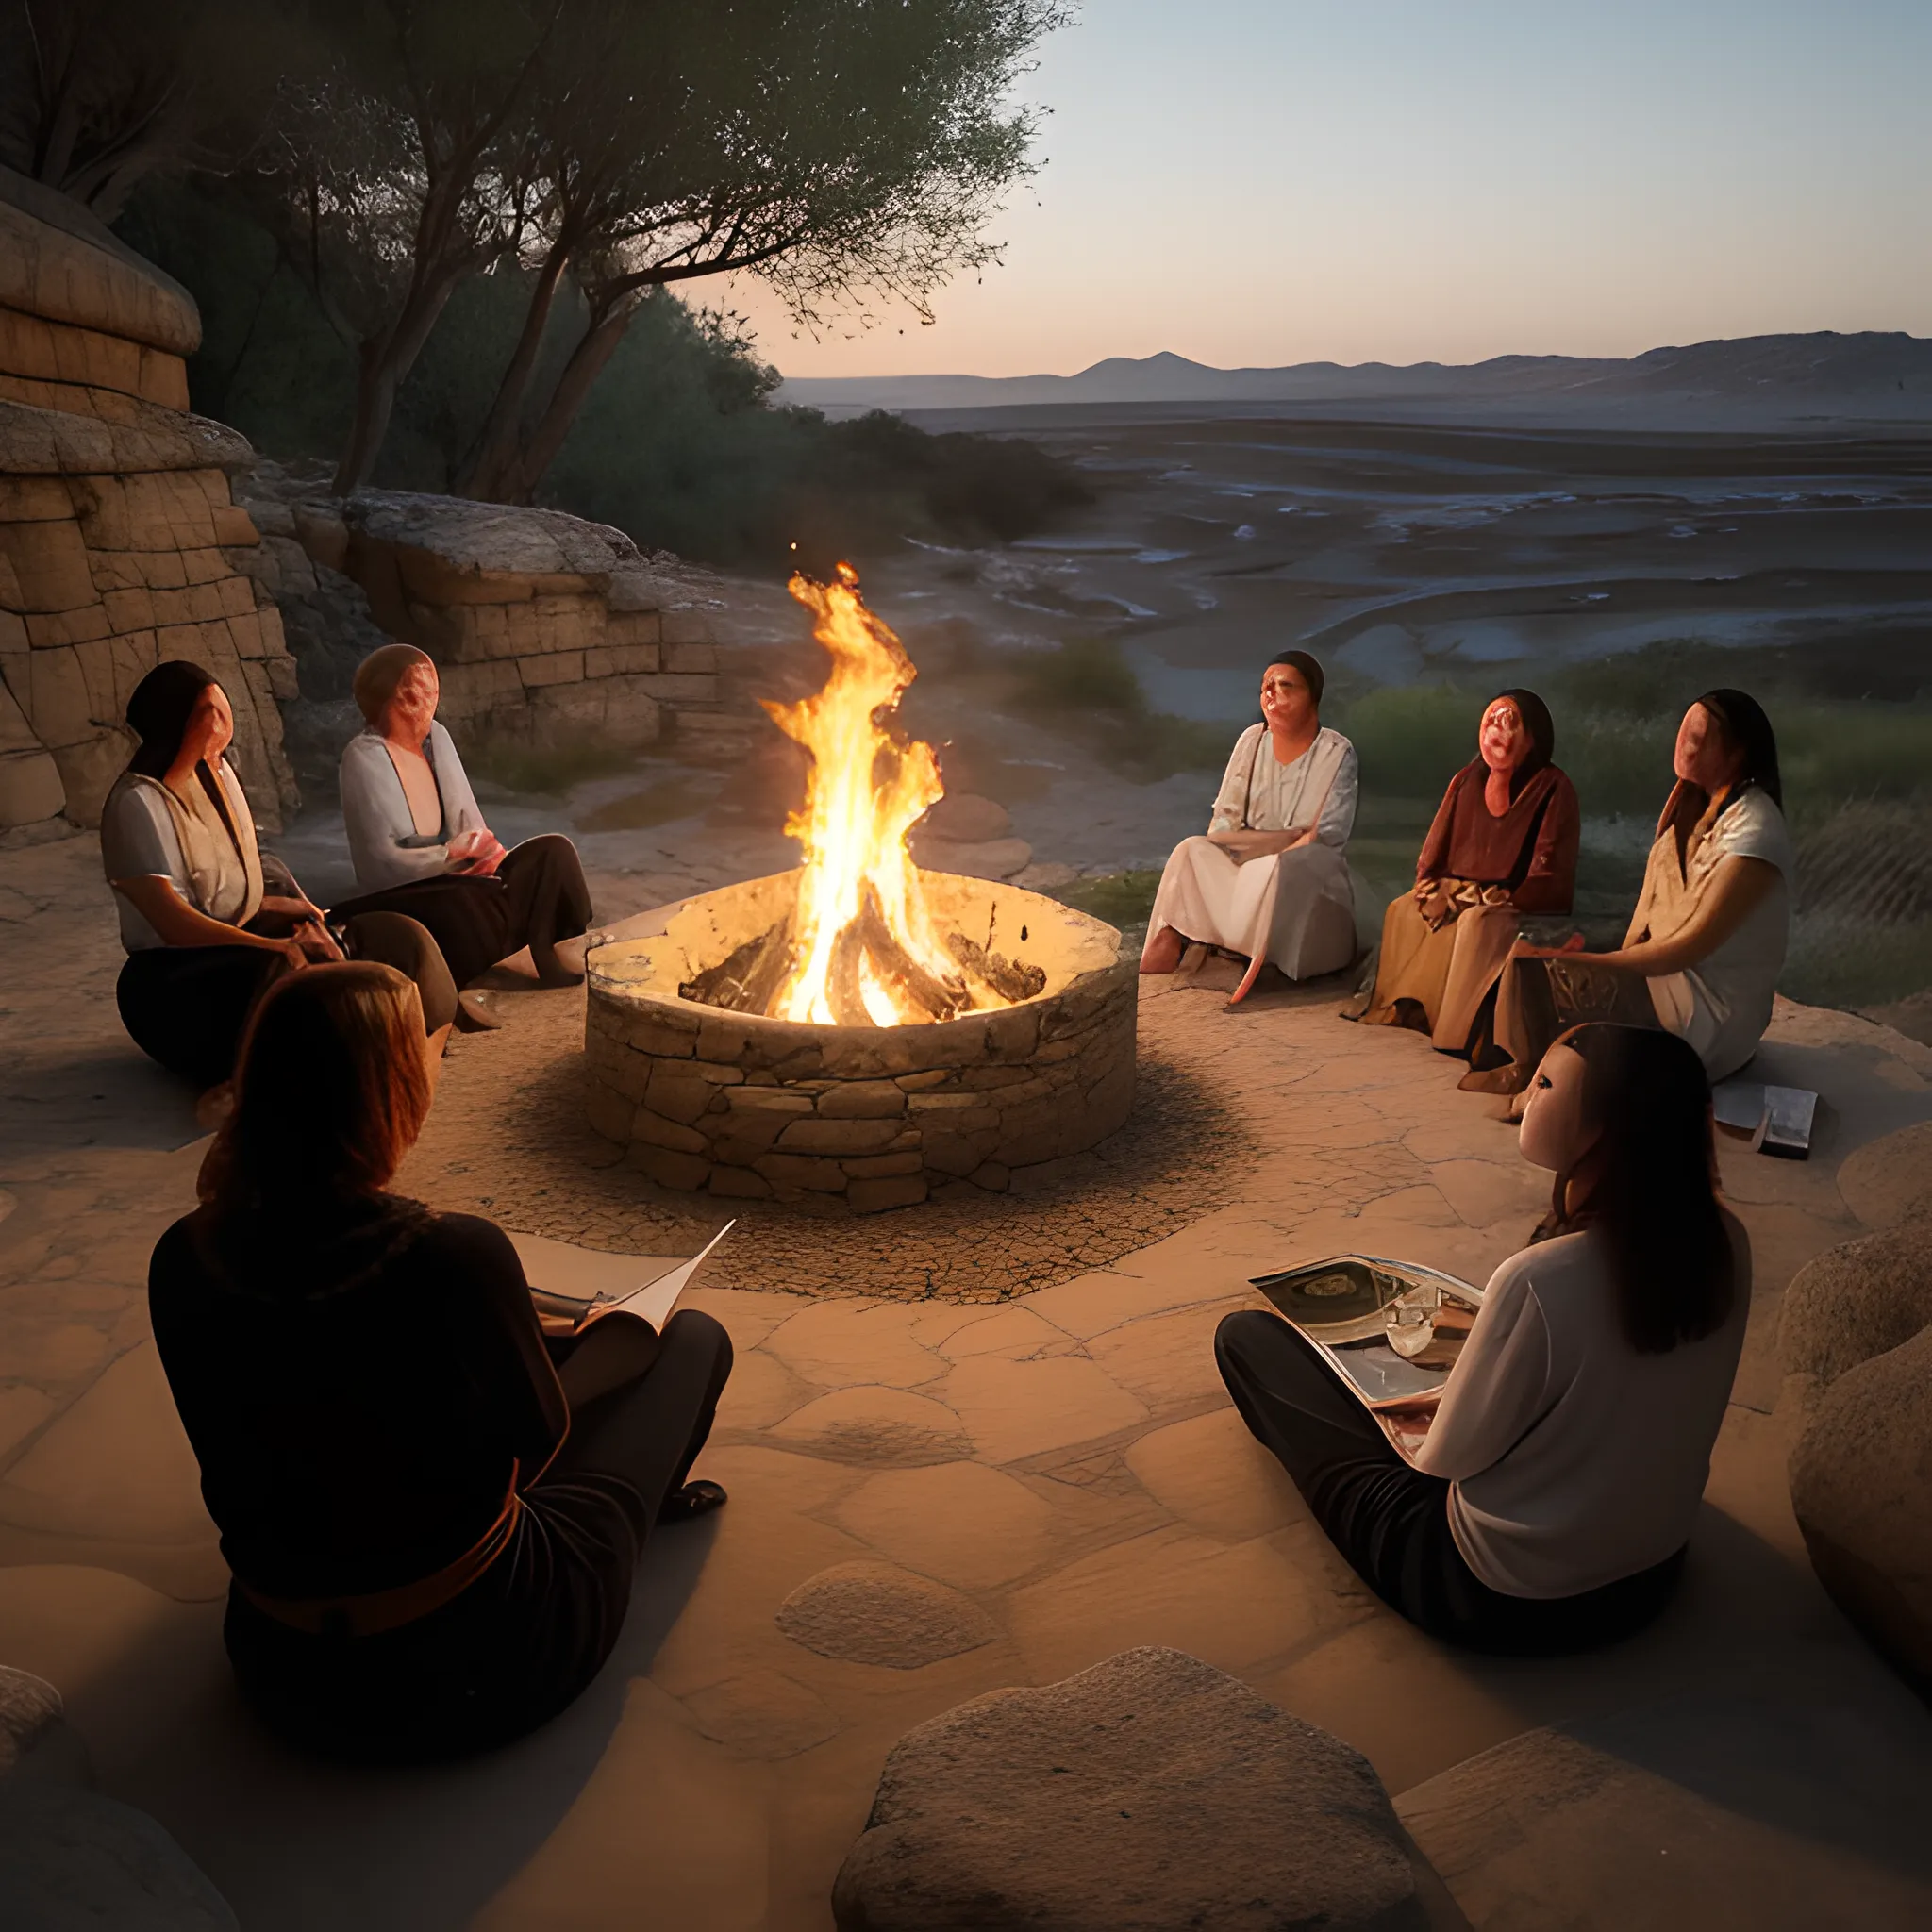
left=148, top=961, right=734, bottom=1762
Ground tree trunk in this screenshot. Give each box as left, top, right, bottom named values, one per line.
left=329, top=269, right=464, bottom=494
left=495, top=286, right=645, bottom=504
left=456, top=236, right=574, bottom=501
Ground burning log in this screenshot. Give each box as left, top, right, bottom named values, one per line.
left=824, top=921, right=873, bottom=1027
left=947, top=932, right=1047, bottom=1005
left=679, top=917, right=795, bottom=1015
left=858, top=885, right=969, bottom=1023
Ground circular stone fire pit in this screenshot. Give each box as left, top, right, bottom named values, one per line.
left=584, top=869, right=1136, bottom=1212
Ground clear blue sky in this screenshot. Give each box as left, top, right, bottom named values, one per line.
left=734, top=0, right=1932, bottom=376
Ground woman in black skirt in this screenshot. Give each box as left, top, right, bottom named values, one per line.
left=101, top=660, right=456, bottom=1091
left=147, top=960, right=734, bottom=1762
left=334, top=644, right=593, bottom=1002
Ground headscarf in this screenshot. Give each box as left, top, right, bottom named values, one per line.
left=1415, top=688, right=1572, bottom=889
left=1488, top=688, right=1555, bottom=797
left=353, top=643, right=436, bottom=728
left=1265, top=649, right=1324, bottom=708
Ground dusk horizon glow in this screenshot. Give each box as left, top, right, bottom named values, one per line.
left=727, top=0, right=1932, bottom=380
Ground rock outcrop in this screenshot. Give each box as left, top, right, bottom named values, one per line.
left=832, top=1646, right=1434, bottom=1931
left=1397, top=1693, right=1932, bottom=1927
left=1779, top=1208, right=1932, bottom=1695
left=0, top=166, right=299, bottom=835
left=231, top=467, right=733, bottom=759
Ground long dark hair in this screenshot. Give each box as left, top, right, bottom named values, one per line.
left=125, top=660, right=241, bottom=845
left=1662, top=687, right=1781, bottom=861
left=198, top=963, right=431, bottom=1246
left=1537, top=1023, right=1735, bottom=1354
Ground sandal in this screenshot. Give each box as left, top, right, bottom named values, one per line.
left=658, top=1479, right=728, bottom=1525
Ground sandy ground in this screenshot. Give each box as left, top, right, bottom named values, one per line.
left=4, top=827, right=1932, bottom=1927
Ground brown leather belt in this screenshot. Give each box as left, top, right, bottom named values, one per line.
left=239, top=1473, right=523, bottom=1640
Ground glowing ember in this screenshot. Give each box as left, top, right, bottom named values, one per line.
left=760, top=563, right=1004, bottom=1026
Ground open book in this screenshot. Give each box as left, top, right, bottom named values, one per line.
left=569, top=1220, right=736, bottom=1332
left=1248, top=1254, right=1484, bottom=1456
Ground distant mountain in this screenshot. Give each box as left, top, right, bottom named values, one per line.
left=774, top=333, right=1932, bottom=415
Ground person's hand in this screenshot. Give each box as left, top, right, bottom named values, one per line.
left=447, top=828, right=508, bottom=877
left=1514, top=932, right=1588, bottom=961
left=295, top=916, right=344, bottom=962
left=1415, top=880, right=1453, bottom=928
left=273, top=935, right=311, bottom=972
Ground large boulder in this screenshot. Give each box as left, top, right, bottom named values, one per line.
left=1788, top=1323, right=1932, bottom=1695
left=1776, top=1223, right=1932, bottom=1400
left=832, top=1646, right=1436, bottom=1931
left=1397, top=1694, right=1932, bottom=1927
left=0, top=1784, right=238, bottom=1929
left=1778, top=1222, right=1932, bottom=1692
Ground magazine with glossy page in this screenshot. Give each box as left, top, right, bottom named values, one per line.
left=1248, top=1254, right=1484, bottom=1457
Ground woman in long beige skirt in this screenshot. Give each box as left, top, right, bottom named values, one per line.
left=1346, top=689, right=1578, bottom=1054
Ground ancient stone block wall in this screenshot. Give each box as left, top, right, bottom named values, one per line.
left=243, top=486, right=731, bottom=756
left=0, top=168, right=299, bottom=835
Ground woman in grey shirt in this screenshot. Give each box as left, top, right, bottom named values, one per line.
left=102, top=661, right=456, bottom=1090
left=332, top=645, right=592, bottom=997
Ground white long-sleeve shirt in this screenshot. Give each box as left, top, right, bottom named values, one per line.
left=1208, top=724, right=1357, bottom=847
left=1413, top=1223, right=1749, bottom=1598
left=339, top=722, right=488, bottom=891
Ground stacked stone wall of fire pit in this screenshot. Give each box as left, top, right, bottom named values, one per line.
left=585, top=873, right=1137, bottom=1213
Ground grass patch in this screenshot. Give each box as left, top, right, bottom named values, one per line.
left=1057, top=869, right=1162, bottom=929
left=1005, top=639, right=1231, bottom=781
left=575, top=777, right=708, bottom=833
left=464, top=739, right=639, bottom=798
left=1785, top=915, right=1932, bottom=1009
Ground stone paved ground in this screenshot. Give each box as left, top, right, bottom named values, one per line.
left=4, top=830, right=1932, bottom=1927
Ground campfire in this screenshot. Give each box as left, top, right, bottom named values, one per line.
left=678, top=563, right=1041, bottom=1026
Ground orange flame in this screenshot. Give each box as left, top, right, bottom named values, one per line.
left=761, top=563, right=982, bottom=1026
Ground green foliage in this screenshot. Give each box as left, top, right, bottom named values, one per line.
left=115, top=181, right=1090, bottom=563
left=461, top=738, right=637, bottom=797
left=1056, top=870, right=1163, bottom=929
left=1003, top=639, right=1229, bottom=781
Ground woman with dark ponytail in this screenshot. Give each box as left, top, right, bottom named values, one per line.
left=1216, top=1023, right=1748, bottom=1655
left=101, top=661, right=457, bottom=1091
left=1463, top=688, right=1792, bottom=1092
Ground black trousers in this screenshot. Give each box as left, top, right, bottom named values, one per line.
left=1214, top=1309, right=1684, bottom=1656
left=115, top=911, right=458, bottom=1090
left=328, top=835, right=592, bottom=989
left=225, top=1308, right=733, bottom=1764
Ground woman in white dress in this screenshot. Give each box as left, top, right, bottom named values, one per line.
left=1463, top=688, right=1790, bottom=1093
left=332, top=645, right=593, bottom=1001
left=1141, top=650, right=1358, bottom=1002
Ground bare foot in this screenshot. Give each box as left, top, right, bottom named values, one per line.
left=457, top=988, right=505, bottom=1031
left=1225, top=954, right=1266, bottom=1006
left=1140, top=925, right=1185, bottom=974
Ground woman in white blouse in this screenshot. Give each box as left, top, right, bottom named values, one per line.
left=333, top=645, right=592, bottom=1001
left=1216, top=1021, right=1748, bottom=1653
left=101, top=660, right=456, bottom=1091
left=1462, top=688, right=1791, bottom=1094
left=1141, top=651, right=1358, bottom=1001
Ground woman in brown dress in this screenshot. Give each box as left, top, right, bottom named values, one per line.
left=1346, top=689, right=1578, bottom=1056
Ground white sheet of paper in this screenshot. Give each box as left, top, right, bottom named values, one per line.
left=594, top=1220, right=736, bottom=1330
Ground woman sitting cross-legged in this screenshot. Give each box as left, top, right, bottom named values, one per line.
left=1345, top=689, right=1579, bottom=1056
left=147, top=961, right=734, bottom=1762
left=102, top=660, right=456, bottom=1092
left=334, top=644, right=594, bottom=1011
left=1216, top=1022, right=1748, bottom=1655
left=1141, top=650, right=1359, bottom=1003
left=1461, top=687, right=1790, bottom=1094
